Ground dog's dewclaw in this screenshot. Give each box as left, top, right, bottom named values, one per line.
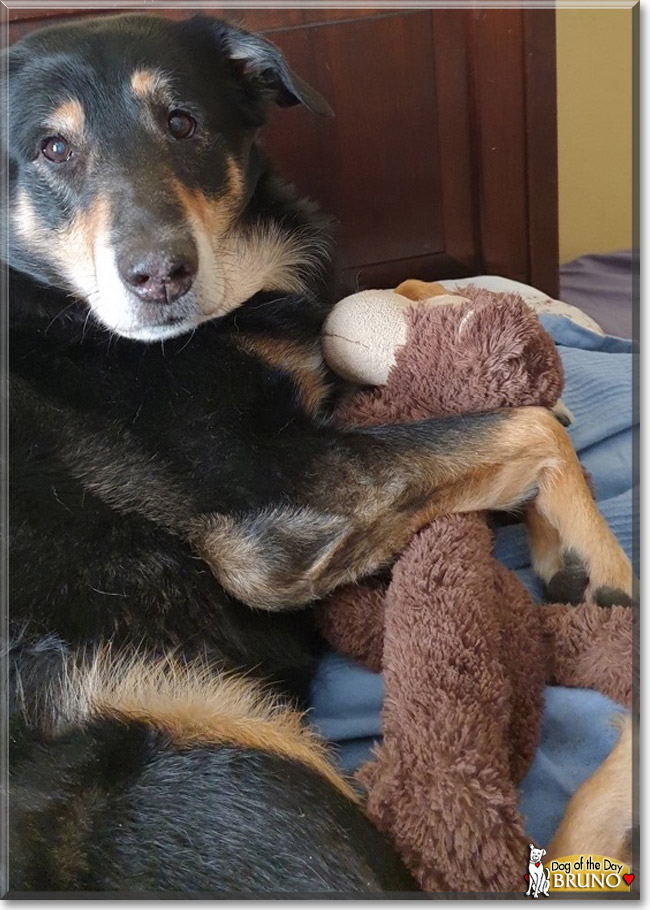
left=551, top=400, right=575, bottom=427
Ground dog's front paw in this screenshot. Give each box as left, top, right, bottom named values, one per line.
left=588, top=584, right=636, bottom=608
left=546, top=550, right=637, bottom=608
left=546, top=551, right=589, bottom=604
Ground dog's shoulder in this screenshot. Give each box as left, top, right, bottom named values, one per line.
left=215, top=288, right=338, bottom=419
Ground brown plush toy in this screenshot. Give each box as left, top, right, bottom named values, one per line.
left=317, top=280, right=634, bottom=893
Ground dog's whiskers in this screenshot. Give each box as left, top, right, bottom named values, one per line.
left=80, top=307, right=94, bottom=342
left=44, top=300, right=78, bottom=335
left=174, top=326, right=197, bottom=355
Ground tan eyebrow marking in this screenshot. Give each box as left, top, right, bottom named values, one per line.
left=171, top=157, right=246, bottom=240
left=130, top=68, right=173, bottom=103
left=49, top=98, right=85, bottom=138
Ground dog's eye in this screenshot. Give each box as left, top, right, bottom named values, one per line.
left=167, top=110, right=196, bottom=140
left=41, top=136, right=72, bottom=163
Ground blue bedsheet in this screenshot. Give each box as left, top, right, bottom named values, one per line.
left=308, top=314, right=637, bottom=847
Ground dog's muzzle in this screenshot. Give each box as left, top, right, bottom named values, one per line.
left=118, top=239, right=199, bottom=306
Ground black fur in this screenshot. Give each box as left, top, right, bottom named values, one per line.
left=6, top=14, right=419, bottom=894
left=10, top=717, right=415, bottom=895
left=6, top=12, right=338, bottom=708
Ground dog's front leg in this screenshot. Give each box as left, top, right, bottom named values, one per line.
left=187, top=407, right=634, bottom=611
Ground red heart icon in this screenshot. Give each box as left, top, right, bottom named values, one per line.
left=535, top=862, right=541, bottom=867
left=623, top=873, right=634, bottom=886
left=524, top=874, right=529, bottom=882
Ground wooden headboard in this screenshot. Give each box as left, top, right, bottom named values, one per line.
left=6, top=6, right=559, bottom=298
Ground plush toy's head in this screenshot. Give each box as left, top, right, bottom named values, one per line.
left=323, top=284, right=564, bottom=426
left=322, top=288, right=468, bottom=386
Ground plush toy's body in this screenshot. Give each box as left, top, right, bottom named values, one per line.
left=318, top=281, right=633, bottom=892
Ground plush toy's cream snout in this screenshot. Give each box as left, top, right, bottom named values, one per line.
left=322, top=288, right=469, bottom=386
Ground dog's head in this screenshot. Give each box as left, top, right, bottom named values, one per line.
left=529, top=845, right=546, bottom=864
left=4, top=14, right=332, bottom=340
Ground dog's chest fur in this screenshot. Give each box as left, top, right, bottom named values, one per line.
left=11, top=289, right=336, bottom=516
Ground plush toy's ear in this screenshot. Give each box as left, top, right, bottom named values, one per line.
left=214, top=20, right=334, bottom=116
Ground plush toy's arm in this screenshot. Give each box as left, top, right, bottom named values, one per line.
left=316, top=583, right=385, bottom=673
left=539, top=603, right=635, bottom=708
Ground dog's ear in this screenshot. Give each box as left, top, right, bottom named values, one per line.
left=210, top=20, right=334, bottom=117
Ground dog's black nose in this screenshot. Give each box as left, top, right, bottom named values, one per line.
left=120, top=242, right=198, bottom=304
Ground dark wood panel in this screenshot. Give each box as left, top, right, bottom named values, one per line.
left=7, top=6, right=390, bottom=22
left=264, top=12, right=445, bottom=270
left=6, top=7, right=417, bottom=38
left=339, top=252, right=476, bottom=294
left=466, top=9, right=530, bottom=283
left=524, top=10, right=560, bottom=298
left=431, top=9, right=478, bottom=275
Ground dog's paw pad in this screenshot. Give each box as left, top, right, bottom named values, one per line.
left=591, top=585, right=635, bottom=608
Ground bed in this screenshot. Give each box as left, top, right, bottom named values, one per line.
left=7, top=4, right=635, bottom=863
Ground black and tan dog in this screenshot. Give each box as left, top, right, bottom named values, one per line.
left=5, top=13, right=633, bottom=895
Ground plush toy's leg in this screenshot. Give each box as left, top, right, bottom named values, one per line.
left=317, top=583, right=386, bottom=673
left=538, top=603, right=635, bottom=708
left=358, top=514, right=530, bottom=892
left=493, top=563, right=546, bottom=782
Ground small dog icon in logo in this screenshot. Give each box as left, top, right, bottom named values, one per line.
left=525, top=844, right=551, bottom=898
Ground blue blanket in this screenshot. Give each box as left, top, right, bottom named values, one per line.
left=308, top=314, right=637, bottom=847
